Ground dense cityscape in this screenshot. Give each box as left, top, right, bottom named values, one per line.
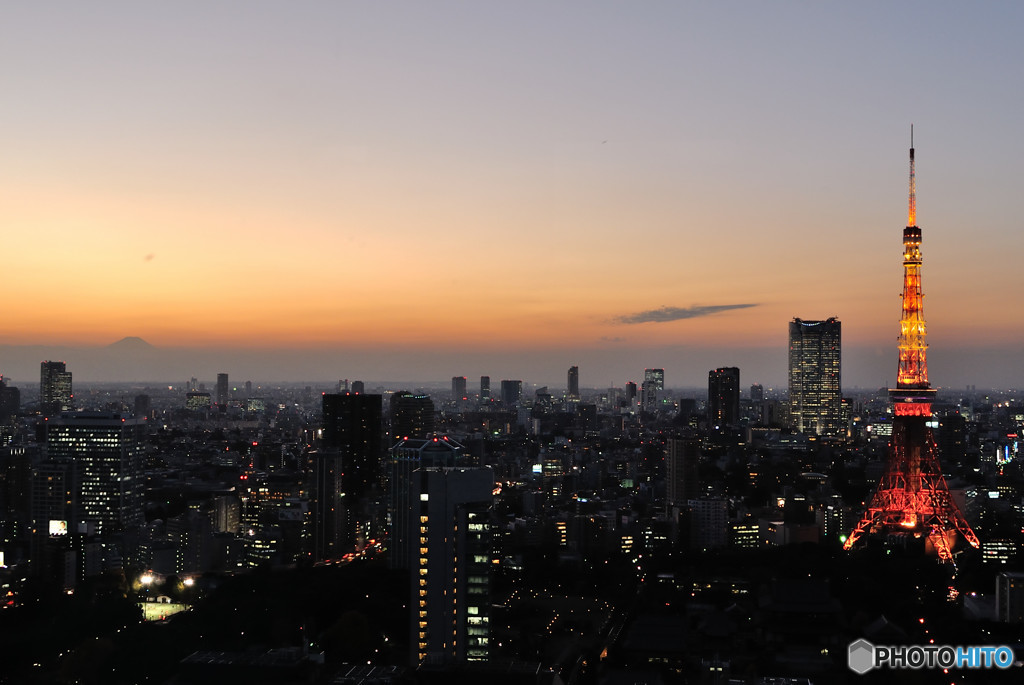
left=6, top=5, right=1024, bottom=685
left=2, top=323, right=1023, bottom=683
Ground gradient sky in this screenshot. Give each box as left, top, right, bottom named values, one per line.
left=3, top=3, right=1023, bottom=389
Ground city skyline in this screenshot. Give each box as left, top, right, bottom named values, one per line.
left=4, top=4, right=1024, bottom=389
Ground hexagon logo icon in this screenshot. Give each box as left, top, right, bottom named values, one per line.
left=848, top=638, right=875, bottom=674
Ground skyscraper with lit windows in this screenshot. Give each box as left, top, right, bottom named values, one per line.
left=45, top=413, right=145, bottom=536
left=642, top=368, right=664, bottom=411
left=788, top=317, right=842, bottom=436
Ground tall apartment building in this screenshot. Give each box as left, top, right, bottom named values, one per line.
left=666, top=437, right=700, bottom=506
left=788, top=318, right=842, bottom=436
left=708, top=367, right=740, bottom=427
left=388, top=435, right=465, bottom=571
left=409, top=466, right=493, bottom=664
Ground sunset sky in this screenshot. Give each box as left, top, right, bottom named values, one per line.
left=3, top=3, right=1023, bottom=389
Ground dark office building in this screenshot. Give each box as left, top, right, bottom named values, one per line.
left=40, top=361, right=72, bottom=416
left=500, top=380, right=522, bottom=407
left=390, top=392, right=436, bottom=440
left=133, top=394, right=151, bottom=420
left=708, top=367, right=741, bottom=427
left=309, top=450, right=344, bottom=561
left=451, top=376, right=467, bottom=400
left=938, top=413, right=967, bottom=465
left=0, top=376, right=19, bottom=424
left=666, top=436, right=700, bottom=506
left=322, top=393, right=384, bottom=544
left=479, top=376, right=490, bottom=400
left=567, top=366, right=579, bottom=399
left=216, top=373, right=230, bottom=407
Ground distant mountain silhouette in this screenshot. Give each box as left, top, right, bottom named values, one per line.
left=107, top=336, right=156, bottom=351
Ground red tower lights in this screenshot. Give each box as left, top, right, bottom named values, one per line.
left=843, top=131, right=980, bottom=562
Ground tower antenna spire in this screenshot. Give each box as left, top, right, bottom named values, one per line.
left=908, top=125, right=916, bottom=227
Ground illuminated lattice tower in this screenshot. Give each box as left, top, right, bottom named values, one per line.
left=844, top=131, right=980, bottom=562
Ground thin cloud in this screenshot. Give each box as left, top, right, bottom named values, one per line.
left=615, top=303, right=758, bottom=324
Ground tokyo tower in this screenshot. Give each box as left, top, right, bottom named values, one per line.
left=843, top=129, right=980, bottom=562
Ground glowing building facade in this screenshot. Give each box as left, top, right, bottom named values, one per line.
left=788, top=318, right=842, bottom=436
left=45, top=413, right=145, bottom=536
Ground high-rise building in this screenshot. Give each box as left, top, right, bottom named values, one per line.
left=133, top=394, right=151, bottom=420
left=666, top=437, right=700, bottom=506
left=216, top=373, right=229, bottom=407
left=451, top=376, right=467, bottom=400
left=567, top=366, right=580, bottom=399
left=29, top=453, right=74, bottom=583
left=641, top=369, right=664, bottom=411
left=40, top=361, right=72, bottom=415
left=322, top=393, right=384, bottom=544
left=750, top=384, right=764, bottom=404
left=351, top=380, right=365, bottom=395
left=309, top=450, right=344, bottom=561
left=788, top=318, right=842, bottom=436
left=708, top=367, right=740, bottom=427
left=996, top=572, right=1024, bottom=623
left=688, top=498, right=728, bottom=551
left=45, top=413, right=145, bottom=536
left=390, top=392, right=435, bottom=440
left=0, top=376, right=20, bottom=425
left=479, top=376, right=490, bottom=400
left=409, top=466, right=493, bottom=664
left=625, top=381, right=638, bottom=405
left=500, top=380, right=522, bottom=407
left=388, top=435, right=465, bottom=571
left=185, top=392, right=211, bottom=411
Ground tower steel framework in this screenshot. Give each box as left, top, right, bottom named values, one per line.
left=843, top=130, right=980, bottom=562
